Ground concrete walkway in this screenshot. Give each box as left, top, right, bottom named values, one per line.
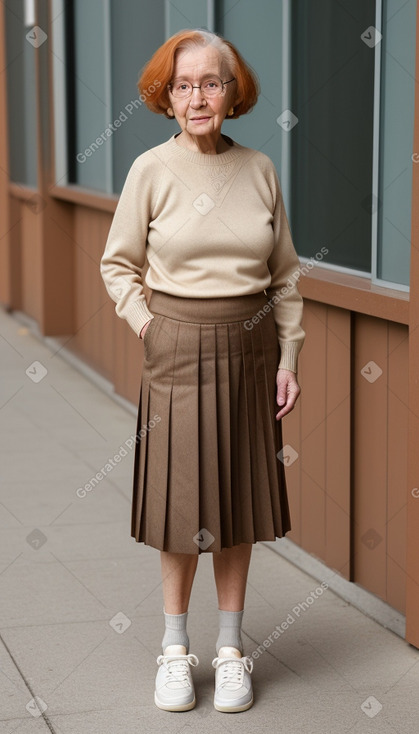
left=1, top=303, right=418, bottom=734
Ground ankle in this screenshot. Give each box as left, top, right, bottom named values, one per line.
left=161, top=609, right=190, bottom=653
left=215, top=608, right=244, bottom=655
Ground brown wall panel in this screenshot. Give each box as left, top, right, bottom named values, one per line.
left=70, top=206, right=150, bottom=405
left=285, top=301, right=351, bottom=579
left=325, top=308, right=351, bottom=577
left=8, top=197, right=23, bottom=310
left=299, top=302, right=327, bottom=560
left=386, top=323, right=408, bottom=612
left=112, top=312, right=144, bottom=406
left=7, top=193, right=74, bottom=333
left=352, top=316, right=409, bottom=609
left=41, top=200, right=75, bottom=335
left=352, top=315, right=389, bottom=598
left=97, top=213, right=116, bottom=383
left=72, top=207, right=118, bottom=378
left=387, top=514, right=407, bottom=613
left=325, top=402, right=351, bottom=577
left=21, top=203, right=43, bottom=323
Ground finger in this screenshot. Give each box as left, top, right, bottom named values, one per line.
left=276, top=381, right=288, bottom=407
left=276, top=402, right=293, bottom=420
left=277, top=391, right=287, bottom=407
left=275, top=389, right=299, bottom=420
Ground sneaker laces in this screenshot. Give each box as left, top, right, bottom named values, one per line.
left=156, top=653, right=199, bottom=689
left=212, top=655, right=253, bottom=691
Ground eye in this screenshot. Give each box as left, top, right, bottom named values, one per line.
left=203, top=79, right=219, bottom=90
left=174, top=81, right=190, bottom=92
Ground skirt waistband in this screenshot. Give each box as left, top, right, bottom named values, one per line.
left=148, top=289, right=270, bottom=323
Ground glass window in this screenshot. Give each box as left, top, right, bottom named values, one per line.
left=109, top=0, right=168, bottom=193
left=63, top=0, right=168, bottom=193
left=165, top=0, right=213, bottom=36
left=71, top=0, right=112, bottom=191
left=289, top=0, right=376, bottom=274
left=375, top=0, right=416, bottom=288
left=218, top=0, right=285, bottom=186
left=288, top=0, right=415, bottom=289
left=5, top=0, right=38, bottom=186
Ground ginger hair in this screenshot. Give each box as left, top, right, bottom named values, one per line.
left=137, top=29, right=259, bottom=119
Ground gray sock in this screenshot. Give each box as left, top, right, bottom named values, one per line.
left=161, top=609, right=189, bottom=653
left=216, top=609, right=244, bottom=655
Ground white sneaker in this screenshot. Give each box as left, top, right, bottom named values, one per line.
left=154, top=644, right=199, bottom=711
left=211, top=646, right=254, bottom=712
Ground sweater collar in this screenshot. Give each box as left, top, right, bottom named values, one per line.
left=166, top=132, right=243, bottom=165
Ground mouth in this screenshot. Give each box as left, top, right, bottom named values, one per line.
left=190, top=116, right=211, bottom=122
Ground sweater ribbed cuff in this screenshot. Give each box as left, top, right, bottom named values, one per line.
left=124, top=299, right=155, bottom=338
left=278, top=340, right=301, bottom=374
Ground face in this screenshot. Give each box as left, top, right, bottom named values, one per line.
left=168, top=45, right=236, bottom=138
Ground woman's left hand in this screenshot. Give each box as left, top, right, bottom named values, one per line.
left=275, top=369, right=301, bottom=421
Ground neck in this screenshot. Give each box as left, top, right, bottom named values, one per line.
left=175, top=130, right=230, bottom=155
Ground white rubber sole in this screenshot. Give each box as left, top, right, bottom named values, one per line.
left=154, top=692, right=196, bottom=711
left=214, top=696, right=253, bottom=712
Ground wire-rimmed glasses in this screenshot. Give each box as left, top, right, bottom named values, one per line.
left=168, top=76, right=236, bottom=99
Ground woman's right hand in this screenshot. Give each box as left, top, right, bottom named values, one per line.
left=140, top=319, right=152, bottom=339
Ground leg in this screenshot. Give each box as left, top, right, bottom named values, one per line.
left=159, top=550, right=199, bottom=653
left=155, top=551, right=200, bottom=712
left=212, top=542, right=252, bottom=611
left=160, top=550, right=199, bottom=614
left=212, top=542, right=253, bottom=655
left=211, top=543, right=254, bottom=713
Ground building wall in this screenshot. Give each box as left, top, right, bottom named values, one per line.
left=285, top=304, right=408, bottom=613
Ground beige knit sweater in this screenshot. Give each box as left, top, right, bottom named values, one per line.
left=100, top=133, right=305, bottom=372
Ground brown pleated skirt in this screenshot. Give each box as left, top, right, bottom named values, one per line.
left=130, top=289, right=291, bottom=554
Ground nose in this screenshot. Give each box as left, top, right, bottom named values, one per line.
left=189, top=86, right=206, bottom=108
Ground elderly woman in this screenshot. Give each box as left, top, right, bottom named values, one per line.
left=100, top=29, right=305, bottom=713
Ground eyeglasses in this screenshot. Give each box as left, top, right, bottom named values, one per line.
left=168, top=76, right=236, bottom=99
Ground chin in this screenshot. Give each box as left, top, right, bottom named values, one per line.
left=187, top=123, right=216, bottom=133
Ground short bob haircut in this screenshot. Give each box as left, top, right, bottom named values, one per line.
left=137, top=29, right=260, bottom=120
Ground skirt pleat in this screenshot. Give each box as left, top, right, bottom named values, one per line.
left=198, top=325, right=220, bottom=545
left=131, top=290, right=291, bottom=554
left=165, top=322, right=200, bottom=552
left=244, top=323, right=276, bottom=540
left=214, top=324, right=233, bottom=547
left=255, top=326, right=285, bottom=535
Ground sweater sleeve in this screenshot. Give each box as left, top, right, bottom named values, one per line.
left=100, top=155, right=157, bottom=337
left=265, top=163, right=305, bottom=373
